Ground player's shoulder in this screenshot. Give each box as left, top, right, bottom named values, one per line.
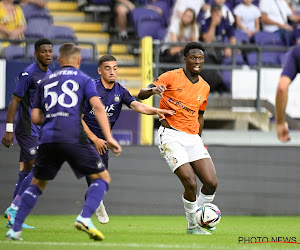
left=160, top=68, right=182, bottom=78
left=21, top=63, right=36, bottom=77
left=198, top=75, right=210, bottom=90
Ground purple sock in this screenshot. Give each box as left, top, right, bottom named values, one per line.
left=12, top=171, right=34, bottom=207
left=13, top=171, right=30, bottom=198
left=81, top=179, right=108, bottom=218
left=13, top=184, right=42, bottom=232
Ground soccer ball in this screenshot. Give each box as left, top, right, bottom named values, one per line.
left=196, top=203, right=221, bottom=229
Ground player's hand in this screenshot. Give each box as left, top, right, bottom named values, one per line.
left=155, top=109, right=175, bottom=119
left=276, top=122, right=290, bottom=142
left=2, top=132, right=14, bottom=148
left=92, top=138, right=108, bottom=155
left=106, top=138, right=122, bottom=156
left=152, top=85, right=166, bottom=96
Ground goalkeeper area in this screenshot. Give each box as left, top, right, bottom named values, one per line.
left=0, top=215, right=299, bottom=250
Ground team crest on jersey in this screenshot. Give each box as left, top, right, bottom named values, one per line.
left=97, top=160, right=104, bottom=169
left=198, top=95, right=201, bottom=102
left=29, top=147, right=36, bottom=155
left=114, top=94, right=120, bottom=102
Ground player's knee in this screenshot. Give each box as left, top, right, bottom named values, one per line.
left=204, top=179, right=218, bottom=193
left=184, top=177, right=198, bottom=194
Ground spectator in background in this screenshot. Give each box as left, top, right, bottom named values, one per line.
left=234, top=0, right=261, bottom=40
left=0, top=0, right=26, bottom=40
left=114, top=0, right=137, bottom=40
left=169, top=0, right=209, bottom=26
left=200, top=4, right=236, bottom=93
left=161, top=8, right=200, bottom=61
left=204, top=0, right=235, bottom=25
left=20, top=0, right=46, bottom=9
left=260, top=0, right=300, bottom=45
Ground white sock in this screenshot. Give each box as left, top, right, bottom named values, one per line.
left=10, top=204, right=18, bottom=210
left=197, top=190, right=215, bottom=207
left=182, top=196, right=198, bottom=229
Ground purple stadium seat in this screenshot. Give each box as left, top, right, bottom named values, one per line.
left=4, top=46, right=25, bottom=61
left=24, top=18, right=50, bottom=39
left=221, top=70, right=231, bottom=91
left=46, top=26, right=76, bottom=41
left=21, top=4, right=50, bottom=22
left=130, top=7, right=161, bottom=30
left=246, top=31, right=285, bottom=66
left=235, top=29, right=250, bottom=44
left=222, top=54, right=246, bottom=65
left=137, top=18, right=164, bottom=39
left=147, top=0, right=171, bottom=27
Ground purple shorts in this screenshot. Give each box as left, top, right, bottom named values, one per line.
left=15, top=133, right=39, bottom=163
left=33, top=143, right=106, bottom=181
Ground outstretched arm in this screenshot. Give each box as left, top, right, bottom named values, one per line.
left=1, top=95, right=22, bottom=147
left=138, top=84, right=166, bottom=100
left=130, top=100, right=175, bottom=119
left=275, top=75, right=291, bottom=142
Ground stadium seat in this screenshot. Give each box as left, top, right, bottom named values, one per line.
left=130, top=8, right=161, bottom=30
left=234, top=29, right=250, bottom=44
left=146, top=0, right=171, bottom=27
left=46, top=26, right=76, bottom=41
left=21, top=3, right=50, bottom=22
left=246, top=31, right=285, bottom=66
left=24, top=18, right=50, bottom=39
left=4, top=46, right=25, bottom=61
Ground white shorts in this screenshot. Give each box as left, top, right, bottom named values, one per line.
left=157, top=126, right=211, bottom=173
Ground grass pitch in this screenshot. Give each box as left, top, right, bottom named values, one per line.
left=0, top=215, right=299, bottom=250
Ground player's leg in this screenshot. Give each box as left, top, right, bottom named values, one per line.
left=94, top=153, right=109, bottom=224
left=12, top=134, right=38, bottom=198
left=6, top=143, right=63, bottom=240
left=75, top=171, right=110, bottom=241
left=6, top=177, right=47, bottom=240
left=68, top=143, right=109, bottom=240
left=191, top=158, right=218, bottom=207
left=6, top=171, right=35, bottom=229
left=157, top=127, right=210, bottom=235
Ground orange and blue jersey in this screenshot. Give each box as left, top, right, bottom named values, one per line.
left=153, top=68, right=210, bottom=134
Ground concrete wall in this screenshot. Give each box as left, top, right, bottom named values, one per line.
left=0, top=145, right=299, bottom=216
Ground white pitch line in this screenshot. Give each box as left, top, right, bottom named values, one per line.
left=0, top=241, right=250, bottom=249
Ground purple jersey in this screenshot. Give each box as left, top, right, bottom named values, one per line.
left=201, top=17, right=235, bottom=43
left=82, top=79, right=135, bottom=139
left=33, top=66, right=98, bottom=144
left=281, top=44, right=300, bottom=81
left=13, top=63, right=52, bottom=137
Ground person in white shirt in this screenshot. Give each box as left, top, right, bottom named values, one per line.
left=260, top=0, right=300, bottom=33
left=234, top=0, right=261, bottom=39
left=169, top=0, right=208, bottom=25
left=162, top=8, right=200, bottom=60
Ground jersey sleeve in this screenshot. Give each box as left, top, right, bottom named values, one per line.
left=84, top=77, right=98, bottom=101
left=199, top=86, right=210, bottom=113
left=281, top=47, right=298, bottom=81
left=152, top=71, right=171, bottom=88
left=13, top=72, right=32, bottom=98
left=122, top=88, right=136, bottom=108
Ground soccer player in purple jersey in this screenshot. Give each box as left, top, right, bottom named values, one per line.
left=82, top=55, right=175, bottom=224
left=276, top=44, right=300, bottom=142
left=1, top=38, right=53, bottom=229
left=5, top=43, right=122, bottom=241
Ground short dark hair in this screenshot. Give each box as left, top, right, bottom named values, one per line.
left=35, top=38, right=52, bottom=52
left=98, top=54, right=117, bottom=67
left=183, top=42, right=205, bottom=57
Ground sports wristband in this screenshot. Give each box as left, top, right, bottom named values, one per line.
left=6, top=123, right=13, bottom=132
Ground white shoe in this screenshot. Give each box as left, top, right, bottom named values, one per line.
left=96, top=203, right=109, bottom=224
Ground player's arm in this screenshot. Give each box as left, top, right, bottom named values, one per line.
left=275, top=75, right=292, bottom=142
left=81, top=114, right=107, bottom=155
left=1, top=95, right=22, bottom=148
left=137, top=83, right=166, bottom=100
left=31, top=108, right=45, bottom=125
left=89, top=96, right=122, bottom=156
left=198, top=113, right=204, bottom=137
left=130, top=101, right=175, bottom=119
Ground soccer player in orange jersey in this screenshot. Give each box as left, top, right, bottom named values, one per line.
left=138, top=42, right=218, bottom=235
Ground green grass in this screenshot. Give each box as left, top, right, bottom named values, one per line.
left=0, top=215, right=299, bottom=249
